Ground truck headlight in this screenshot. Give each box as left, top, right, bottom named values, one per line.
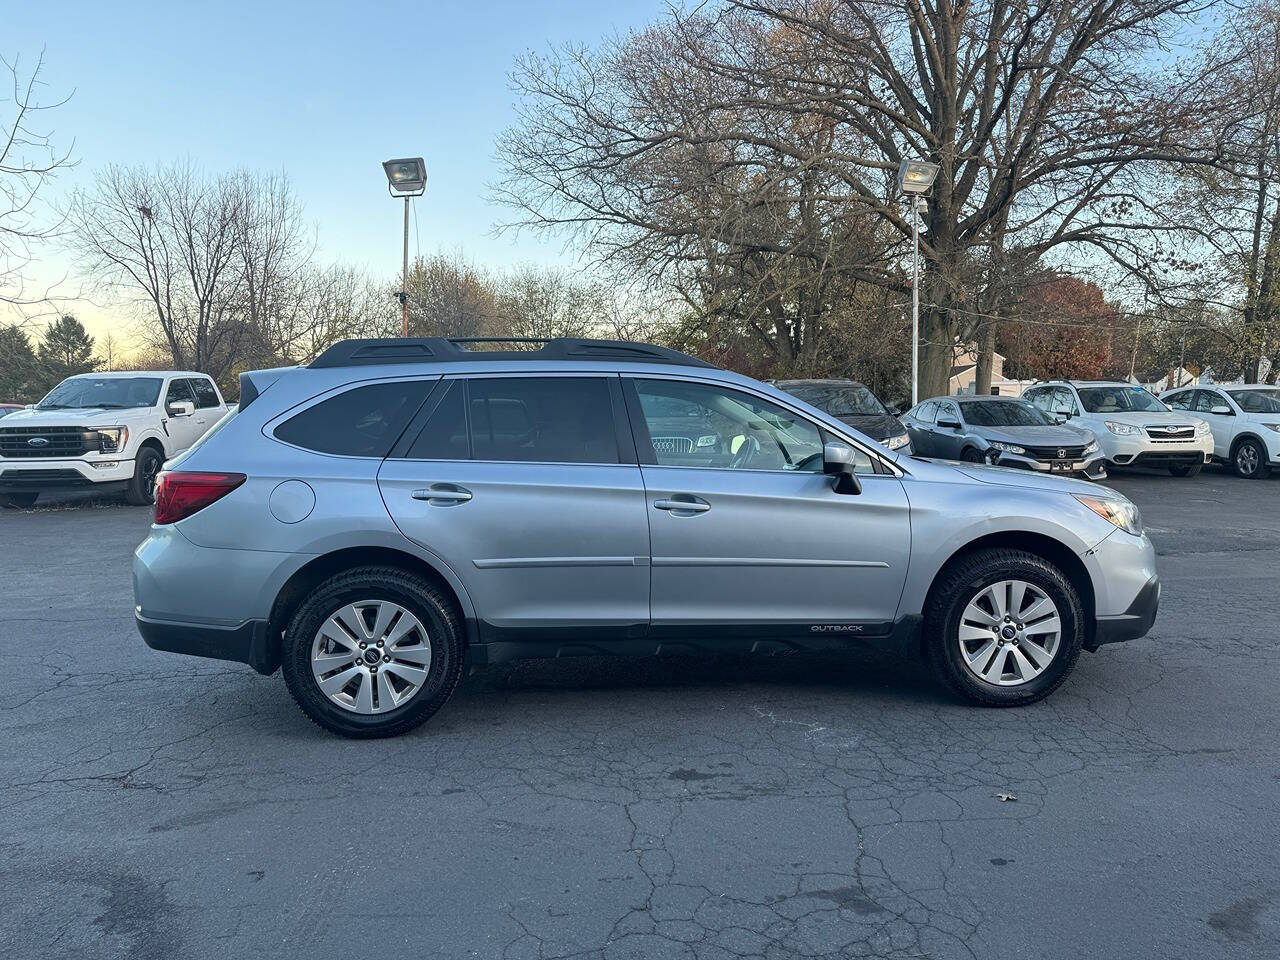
left=1074, top=494, right=1143, bottom=536
left=1105, top=421, right=1140, bottom=436
left=1083, top=440, right=1099, bottom=455
left=884, top=433, right=910, bottom=450
left=97, top=426, right=128, bottom=454
left=989, top=441, right=1026, bottom=454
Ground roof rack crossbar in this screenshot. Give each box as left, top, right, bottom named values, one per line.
left=309, top=337, right=713, bottom=369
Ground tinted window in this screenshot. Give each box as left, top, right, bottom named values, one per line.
left=960, top=400, right=1052, bottom=427
left=469, top=378, right=618, bottom=464
left=274, top=380, right=432, bottom=457
left=189, top=378, right=220, bottom=409
left=634, top=379, right=827, bottom=472
left=166, top=379, right=193, bottom=404
left=406, top=381, right=468, bottom=460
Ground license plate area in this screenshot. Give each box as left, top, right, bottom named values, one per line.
left=1050, top=460, right=1072, bottom=472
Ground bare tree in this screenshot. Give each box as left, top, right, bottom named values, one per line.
left=1, top=49, right=74, bottom=320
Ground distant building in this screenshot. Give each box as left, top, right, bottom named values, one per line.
left=949, top=345, right=1035, bottom=397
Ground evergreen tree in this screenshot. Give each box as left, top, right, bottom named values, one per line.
left=37, top=315, right=98, bottom=388
left=0, top=325, right=40, bottom=401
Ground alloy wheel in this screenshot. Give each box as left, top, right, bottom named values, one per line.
left=310, top=600, right=433, bottom=714
left=1237, top=443, right=1259, bottom=476
left=957, top=579, right=1061, bottom=686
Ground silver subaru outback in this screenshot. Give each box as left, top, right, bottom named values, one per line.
left=134, top=338, right=1159, bottom=738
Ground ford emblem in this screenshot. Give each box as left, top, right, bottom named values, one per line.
left=27, top=437, right=49, bottom=447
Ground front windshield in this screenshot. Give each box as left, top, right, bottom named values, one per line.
left=960, top=400, right=1053, bottom=427
left=37, top=376, right=163, bottom=411
left=1228, top=388, right=1280, bottom=414
left=1077, top=386, right=1167, bottom=414
left=785, top=383, right=888, bottom=417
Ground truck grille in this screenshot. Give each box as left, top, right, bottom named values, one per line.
left=1023, top=444, right=1087, bottom=462
left=1144, top=425, right=1195, bottom=441
left=0, top=425, right=99, bottom=459
left=652, top=436, right=694, bottom=455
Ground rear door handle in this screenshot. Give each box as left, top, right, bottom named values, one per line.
left=412, top=484, right=473, bottom=505
left=654, top=497, right=710, bottom=514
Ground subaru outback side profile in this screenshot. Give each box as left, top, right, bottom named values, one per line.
left=134, top=338, right=1159, bottom=738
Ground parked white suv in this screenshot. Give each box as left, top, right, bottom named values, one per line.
left=1023, top=380, right=1212, bottom=476
left=0, top=371, right=228, bottom=508
left=1162, top=384, right=1280, bottom=479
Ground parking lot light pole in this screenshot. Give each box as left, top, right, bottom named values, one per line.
left=382, top=158, right=428, bottom=338
left=897, top=159, right=940, bottom=406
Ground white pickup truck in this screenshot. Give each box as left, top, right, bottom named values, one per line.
left=0, top=371, right=228, bottom=508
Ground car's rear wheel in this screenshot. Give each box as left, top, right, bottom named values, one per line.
left=281, top=566, right=463, bottom=738
left=1232, top=438, right=1269, bottom=479
left=924, top=548, right=1084, bottom=707
left=1168, top=462, right=1202, bottom=477
left=0, top=492, right=38, bottom=509
left=125, top=447, right=164, bottom=505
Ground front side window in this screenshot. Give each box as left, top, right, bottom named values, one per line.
left=166, top=378, right=194, bottom=406
left=37, top=376, right=163, bottom=411
left=913, top=401, right=938, bottom=423
left=1229, top=388, right=1280, bottom=414
left=274, top=380, right=432, bottom=457
left=634, top=379, right=828, bottom=472
left=469, top=377, right=618, bottom=464
left=1077, top=385, right=1166, bottom=413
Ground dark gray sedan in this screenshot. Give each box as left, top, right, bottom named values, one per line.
left=902, top=395, right=1107, bottom=479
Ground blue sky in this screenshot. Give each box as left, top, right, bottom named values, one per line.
left=7, top=0, right=663, bottom=338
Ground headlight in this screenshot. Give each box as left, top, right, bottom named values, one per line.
left=883, top=433, right=910, bottom=450
left=1083, top=440, right=1099, bottom=455
left=1265, top=424, right=1280, bottom=434
left=1074, top=494, right=1143, bottom=536
left=1194, top=420, right=1211, bottom=436
left=989, top=441, right=1026, bottom=454
left=1105, top=421, right=1141, bottom=436
left=97, top=426, right=129, bottom=454
left=696, top=435, right=717, bottom=448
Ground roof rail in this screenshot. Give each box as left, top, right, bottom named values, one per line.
left=308, top=337, right=714, bottom=370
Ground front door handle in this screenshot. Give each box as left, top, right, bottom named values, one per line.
left=412, top=484, right=473, bottom=505
left=654, top=497, right=710, bottom=515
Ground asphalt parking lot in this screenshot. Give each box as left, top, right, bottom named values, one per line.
left=2, top=468, right=1278, bottom=960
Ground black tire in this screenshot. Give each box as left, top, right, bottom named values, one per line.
left=960, top=447, right=984, bottom=463
left=125, top=446, right=164, bottom=505
left=1, top=492, right=38, bottom=509
left=924, top=548, right=1085, bottom=707
left=1232, top=437, right=1270, bottom=479
left=281, top=566, right=463, bottom=738
left=1168, top=462, right=1202, bottom=477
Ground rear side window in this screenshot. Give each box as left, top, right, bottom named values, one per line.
left=189, top=378, right=221, bottom=409
left=469, top=377, right=618, bottom=463
left=406, top=381, right=468, bottom=460
left=274, top=380, right=432, bottom=457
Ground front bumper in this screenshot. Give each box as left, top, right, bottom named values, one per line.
left=0, top=456, right=136, bottom=491
left=989, top=449, right=1108, bottom=480
left=1097, top=433, right=1212, bottom=468
left=136, top=612, right=278, bottom=674
left=1091, top=576, right=1160, bottom=648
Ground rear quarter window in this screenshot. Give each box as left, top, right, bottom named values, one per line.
left=273, top=380, right=433, bottom=457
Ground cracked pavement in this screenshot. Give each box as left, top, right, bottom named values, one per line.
left=2, top=469, right=1278, bottom=959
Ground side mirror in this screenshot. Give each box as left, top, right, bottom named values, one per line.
left=1210, top=405, right=1232, bottom=416
left=936, top=418, right=961, bottom=430
left=167, top=400, right=195, bottom=418
left=1053, top=409, right=1070, bottom=423
left=24, top=403, right=36, bottom=410
left=823, top=441, right=862, bottom=495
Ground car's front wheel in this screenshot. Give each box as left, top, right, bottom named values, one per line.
left=924, top=548, right=1085, bottom=707
left=281, top=566, right=464, bottom=738
left=125, top=447, right=164, bottom=505
left=1232, top=437, right=1269, bottom=479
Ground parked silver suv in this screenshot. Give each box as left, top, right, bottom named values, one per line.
left=134, top=338, right=1159, bottom=737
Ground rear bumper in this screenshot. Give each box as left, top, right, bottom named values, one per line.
left=136, top=612, right=278, bottom=674
left=1090, top=576, right=1160, bottom=648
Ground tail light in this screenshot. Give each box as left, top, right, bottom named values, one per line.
left=154, top=471, right=246, bottom=524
